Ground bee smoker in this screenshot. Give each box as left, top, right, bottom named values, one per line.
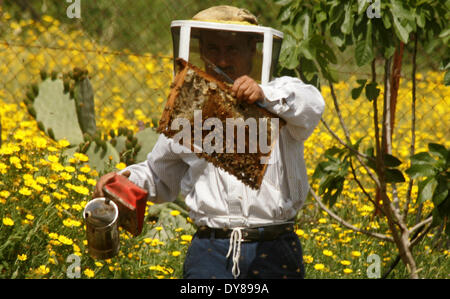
left=83, top=174, right=148, bottom=260
left=83, top=197, right=120, bottom=259
left=102, top=174, right=148, bottom=236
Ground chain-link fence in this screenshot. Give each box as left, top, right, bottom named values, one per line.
left=1, top=0, right=448, bottom=165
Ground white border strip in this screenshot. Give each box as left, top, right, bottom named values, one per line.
left=171, top=20, right=283, bottom=39
left=178, top=25, right=191, bottom=61
left=261, top=31, right=273, bottom=85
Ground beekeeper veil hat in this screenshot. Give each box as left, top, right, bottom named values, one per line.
left=170, top=5, right=283, bottom=84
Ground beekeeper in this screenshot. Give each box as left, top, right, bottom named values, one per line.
left=94, top=5, right=325, bottom=279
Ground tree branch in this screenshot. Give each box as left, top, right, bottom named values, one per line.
left=309, top=188, right=394, bottom=242
left=328, top=81, right=352, bottom=144
left=409, top=216, right=432, bottom=235
left=320, top=117, right=373, bottom=161
left=325, top=80, right=381, bottom=189
left=405, top=32, right=418, bottom=221
left=349, top=157, right=387, bottom=217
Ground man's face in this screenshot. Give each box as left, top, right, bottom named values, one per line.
left=199, top=30, right=256, bottom=81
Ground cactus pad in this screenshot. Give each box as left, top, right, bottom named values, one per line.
left=32, top=78, right=84, bottom=145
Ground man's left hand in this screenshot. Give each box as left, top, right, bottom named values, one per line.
left=232, top=75, right=265, bottom=104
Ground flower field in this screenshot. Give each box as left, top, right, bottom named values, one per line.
left=1, top=12, right=449, bottom=279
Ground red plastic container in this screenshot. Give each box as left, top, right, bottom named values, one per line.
left=102, top=174, right=148, bottom=236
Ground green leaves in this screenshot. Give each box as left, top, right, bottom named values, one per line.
left=352, top=79, right=367, bottom=100
left=276, top=0, right=448, bottom=86
left=341, top=2, right=354, bottom=35
left=389, top=0, right=416, bottom=43
left=364, top=148, right=405, bottom=184
left=440, top=58, right=450, bottom=86
left=313, top=147, right=349, bottom=207
left=352, top=80, right=380, bottom=102
left=406, top=143, right=449, bottom=227
left=355, top=21, right=374, bottom=66
left=279, top=34, right=301, bottom=70
left=365, top=82, right=380, bottom=101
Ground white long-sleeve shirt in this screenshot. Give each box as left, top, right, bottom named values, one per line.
left=123, top=76, right=325, bottom=228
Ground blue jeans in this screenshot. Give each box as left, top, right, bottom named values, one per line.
left=183, top=230, right=305, bottom=279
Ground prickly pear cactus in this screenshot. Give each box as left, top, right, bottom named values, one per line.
left=135, top=127, right=160, bottom=163
left=29, top=77, right=84, bottom=145
left=109, top=126, right=159, bottom=165
left=77, top=137, right=120, bottom=174
left=143, top=202, right=194, bottom=241
left=72, top=68, right=97, bottom=136
left=25, top=68, right=159, bottom=176
left=25, top=67, right=97, bottom=145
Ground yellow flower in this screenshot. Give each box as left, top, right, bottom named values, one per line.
left=295, top=229, right=305, bottom=237
left=47, top=155, right=59, bottom=163
left=343, top=268, right=353, bottom=274
left=77, top=174, right=87, bottom=182
left=303, top=255, right=314, bottom=264
left=149, top=265, right=174, bottom=275
left=9, top=156, right=20, bottom=164
left=30, top=182, right=43, bottom=192
left=74, top=153, right=89, bottom=162
left=180, top=235, right=192, bottom=242
left=25, top=214, right=35, bottom=221
left=63, top=218, right=81, bottom=227
left=48, top=232, right=59, bottom=239
left=115, top=162, right=126, bottom=170
left=80, top=164, right=91, bottom=173
left=41, top=194, right=51, bottom=204
left=42, top=15, right=54, bottom=23
left=36, top=265, right=50, bottom=275
left=2, top=217, right=14, bottom=226
left=340, top=260, right=351, bottom=266
left=58, top=235, right=73, bottom=245
left=0, top=162, right=8, bottom=174
left=314, top=263, right=325, bottom=271
left=322, top=249, right=333, bottom=257
left=51, top=162, right=65, bottom=172
left=58, top=139, right=70, bottom=148
left=84, top=268, right=95, bottom=278
left=64, top=166, right=76, bottom=173
left=17, top=254, right=27, bottom=261
left=49, top=240, right=61, bottom=246
left=71, top=204, right=83, bottom=211
left=318, top=218, right=327, bottom=224
left=351, top=251, right=362, bottom=258
left=36, top=176, right=48, bottom=185
left=0, top=190, right=10, bottom=198
left=171, top=251, right=181, bottom=257
left=72, top=185, right=89, bottom=195
left=170, top=210, right=180, bottom=216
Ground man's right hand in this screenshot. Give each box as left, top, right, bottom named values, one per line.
left=93, top=170, right=131, bottom=198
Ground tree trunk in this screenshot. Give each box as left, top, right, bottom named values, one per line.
left=379, top=57, right=418, bottom=279
left=388, top=42, right=404, bottom=143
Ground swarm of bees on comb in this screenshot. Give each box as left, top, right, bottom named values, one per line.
left=157, top=58, right=285, bottom=189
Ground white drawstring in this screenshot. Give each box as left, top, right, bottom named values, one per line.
left=226, top=227, right=243, bottom=279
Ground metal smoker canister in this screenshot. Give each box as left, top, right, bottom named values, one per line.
left=83, top=198, right=119, bottom=259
